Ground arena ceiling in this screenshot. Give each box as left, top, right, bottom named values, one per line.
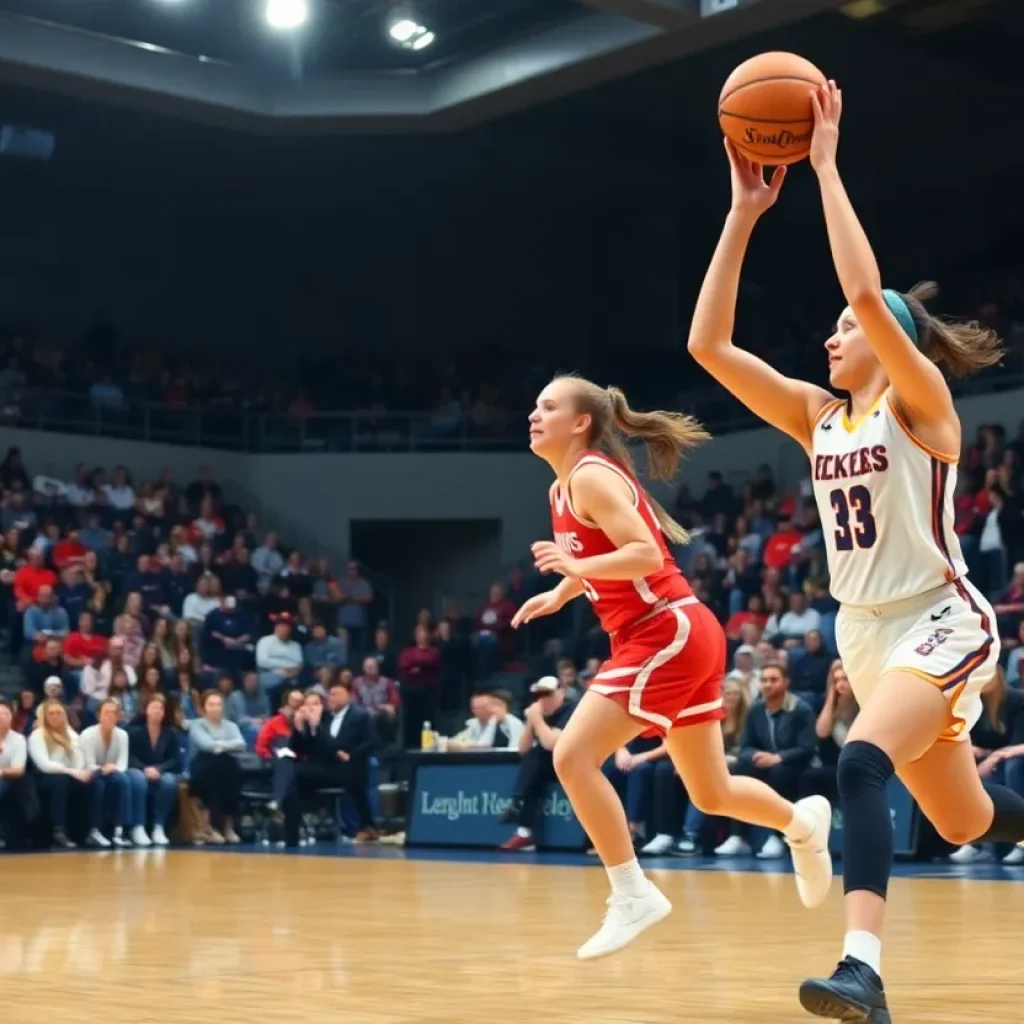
left=0, top=0, right=1020, bottom=212
left=0, top=0, right=855, bottom=132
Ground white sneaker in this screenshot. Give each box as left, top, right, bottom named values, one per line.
left=131, top=826, right=152, bottom=847
left=151, top=826, right=170, bottom=847
left=1002, top=846, right=1024, bottom=865
left=576, top=882, right=672, bottom=961
left=674, top=836, right=697, bottom=855
left=640, top=833, right=675, bottom=856
left=757, top=834, right=786, bottom=859
left=714, top=835, right=751, bottom=857
left=112, top=830, right=132, bottom=848
left=87, top=828, right=111, bottom=848
left=950, top=844, right=988, bottom=864
left=786, top=796, right=834, bottom=909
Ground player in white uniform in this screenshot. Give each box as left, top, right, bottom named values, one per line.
left=688, top=81, right=1021, bottom=1024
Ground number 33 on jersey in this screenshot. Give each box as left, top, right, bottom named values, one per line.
left=811, top=394, right=967, bottom=607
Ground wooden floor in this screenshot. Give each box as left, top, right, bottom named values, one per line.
left=3, top=851, right=1022, bottom=1023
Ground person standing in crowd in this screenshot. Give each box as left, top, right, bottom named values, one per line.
left=398, top=623, right=441, bottom=749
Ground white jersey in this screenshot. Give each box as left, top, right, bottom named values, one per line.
left=810, top=392, right=967, bottom=607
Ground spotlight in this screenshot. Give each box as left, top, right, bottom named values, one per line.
left=386, top=6, right=435, bottom=50
left=265, top=0, right=308, bottom=31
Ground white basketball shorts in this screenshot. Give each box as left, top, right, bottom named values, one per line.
left=835, top=577, right=999, bottom=742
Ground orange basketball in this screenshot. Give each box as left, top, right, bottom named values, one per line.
left=718, top=52, right=826, bottom=165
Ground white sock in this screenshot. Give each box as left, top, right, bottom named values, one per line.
left=113, top=827, right=123, bottom=838
left=516, top=827, right=532, bottom=839
left=606, top=858, right=649, bottom=898
left=782, top=805, right=814, bottom=843
left=843, top=931, right=882, bottom=975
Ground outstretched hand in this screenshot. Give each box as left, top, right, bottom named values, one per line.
left=809, top=79, right=842, bottom=173
left=725, top=138, right=787, bottom=217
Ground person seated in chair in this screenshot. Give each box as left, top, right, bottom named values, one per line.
left=285, top=679, right=378, bottom=846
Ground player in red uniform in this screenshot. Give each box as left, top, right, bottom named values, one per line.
left=513, top=375, right=833, bottom=960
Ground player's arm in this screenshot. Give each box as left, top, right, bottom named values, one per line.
left=566, top=465, right=662, bottom=580
left=688, top=144, right=833, bottom=452
left=810, top=82, right=957, bottom=439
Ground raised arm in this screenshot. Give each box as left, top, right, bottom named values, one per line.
left=688, top=140, right=833, bottom=452
left=809, top=82, right=956, bottom=445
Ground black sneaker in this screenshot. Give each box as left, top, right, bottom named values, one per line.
left=799, top=956, right=892, bottom=1023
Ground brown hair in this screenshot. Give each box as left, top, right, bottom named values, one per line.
left=557, top=375, right=710, bottom=544
left=901, top=282, right=1004, bottom=378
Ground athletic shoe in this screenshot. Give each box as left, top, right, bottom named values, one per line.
left=949, top=844, right=990, bottom=864
left=1002, top=846, right=1024, bottom=865
left=714, top=835, right=751, bottom=857
left=799, top=955, right=892, bottom=1023
left=640, top=833, right=675, bottom=856
left=673, top=835, right=698, bottom=856
left=87, top=828, right=111, bottom=848
left=787, top=795, right=834, bottom=908
left=576, top=881, right=672, bottom=961
left=498, top=833, right=535, bottom=852
left=131, top=827, right=152, bottom=847
left=151, top=826, right=170, bottom=847
left=757, top=834, right=786, bottom=859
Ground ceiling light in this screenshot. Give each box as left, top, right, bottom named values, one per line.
left=265, top=0, right=308, bottom=31
left=386, top=6, right=434, bottom=49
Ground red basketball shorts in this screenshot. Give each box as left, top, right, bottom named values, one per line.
left=588, top=597, right=725, bottom=736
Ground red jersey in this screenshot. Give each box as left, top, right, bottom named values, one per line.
left=550, top=451, right=693, bottom=634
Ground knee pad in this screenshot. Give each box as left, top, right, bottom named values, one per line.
left=837, top=740, right=894, bottom=798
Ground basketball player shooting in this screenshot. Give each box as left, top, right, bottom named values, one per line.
left=512, top=374, right=832, bottom=961
left=688, top=79, right=1024, bottom=1023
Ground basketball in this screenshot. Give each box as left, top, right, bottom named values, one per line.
left=718, top=52, right=826, bottom=165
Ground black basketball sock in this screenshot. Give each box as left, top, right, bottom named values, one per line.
left=837, top=741, right=895, bottom=898
left=979, top=783, right=1024, bottom=843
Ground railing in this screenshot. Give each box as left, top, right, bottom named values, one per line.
left=2, top=354, right=1023, bottom=455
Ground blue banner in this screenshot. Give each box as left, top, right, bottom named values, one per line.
left=828, top=777, right=917, bottom=856
left=408, top=762, right=586, bottom=849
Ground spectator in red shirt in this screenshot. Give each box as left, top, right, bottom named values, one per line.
left=398, top=624, right=442, bottom=750
left=473, top=582, right=517, bottom=676
left=725, top=594, right=769, bottom=641
left=52, top=529, right=87, bottom=571
left=255, top=688, right=304, bottom=760
left=64, top=610, right=110, bottom=670
left=763, top=516, right=802, bottom=572
left=13, top=547, right=57, bottom=613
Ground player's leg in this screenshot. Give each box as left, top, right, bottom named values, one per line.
left=552, top=690, right=670, bottom=960
left=900, top=734, right=1024, bottom=850
left=799, top=669, right=950, bottom=1023
left=664, top=719, right=833, bottom=908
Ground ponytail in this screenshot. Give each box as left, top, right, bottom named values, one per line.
left=605, top=386, right=711, bottom=480
left=902, top=281, right=1004, bottom=378
left=553, top=375, right=710, bottom=545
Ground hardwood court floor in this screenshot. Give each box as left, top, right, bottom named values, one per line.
left=3, top=850, right=1022, bottom=1024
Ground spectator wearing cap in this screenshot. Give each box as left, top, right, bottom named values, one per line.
left=497, top=676, right=576, bottom=852
left=202, top=594, right=255, bottom=678
left=727, top=644, right=760, bottom=703
left=256, top=613, right=303, bottom=702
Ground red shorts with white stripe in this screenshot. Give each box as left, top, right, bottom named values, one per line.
left=588, top=597, right=725, bottom=737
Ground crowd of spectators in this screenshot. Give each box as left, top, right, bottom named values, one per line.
left=3, top=405, right=1024, bottom=863
left=0, top=265, right=1020, bottom=447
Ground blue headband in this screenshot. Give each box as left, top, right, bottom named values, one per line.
left=882, top=289, right=918, bottom=345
